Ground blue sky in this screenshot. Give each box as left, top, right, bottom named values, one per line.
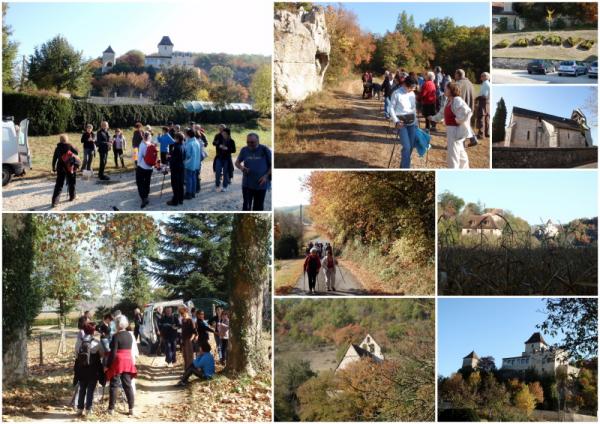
left=4, top=2, right=272, bottom=59
left=438, top=298, right=564, bottom=377
left=437, top=170, right=598, bottom=224
left=319, top=2, right=490, bottom=35
left=492, top=86, right=598, bottom=145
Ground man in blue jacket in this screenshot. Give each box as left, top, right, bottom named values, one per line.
left=176, top=342, right=215, bottom=386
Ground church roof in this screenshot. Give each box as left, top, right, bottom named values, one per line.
left=464, top=350, right=480, bottom=360
left=512, top=106, right=582, bottom=131
left=158, top=36, right=174, bottom=46
left=103, top=45, right=115, bottom=54
left=525, top=332, right=548, bottom=345
left=352, top=344, right=379, bottom=360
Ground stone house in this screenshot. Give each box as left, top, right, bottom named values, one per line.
left=502, top=107, right=592, bottom=148
left=335, top=334, right=384, bottom=372
left=532, top=219, right=561, bottom=240
left=492, top=2, right=525, bottom=31
left=461, top=210, right=505, bottom=237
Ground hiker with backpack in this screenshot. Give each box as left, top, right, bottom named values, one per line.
left=135, top=131, right=158, bottom=209
left=235, top=133, right=272, bottom=211
left=51, top=134, right=81, bottom=208
left=74, top=323, right=106, bottom=417
left=105, top=315, right=137, bottom=416
left=183, top=129, right=201, bottom=199
left=213, top=128, right=236, bottom=192
left=303, top=247, right=322, bottom=294
left=321, top=250, right=339, bottom=292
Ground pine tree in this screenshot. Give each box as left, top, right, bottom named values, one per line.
left=120, top=246, right=152, bottom=308
left=148, top=214, right=233, bottom=300
left=2, top=4, right=19, bottom=90
left=492, top=97, right=507, bottom=143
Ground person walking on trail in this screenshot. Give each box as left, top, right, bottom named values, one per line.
left=180, top=307, right=195, bottom=370
left=167, top=132, right=186, bottom=207
left=217, top=311, right=230, bottom=366
left=382, top=71, right=393, bottom=119
left=159, top=307, right=179, bottom=367
left=476, top=72, right=491, bottom=138
left=157, top=126, right=175, bottom=166
left=304, top=247, right=322, bottom=294
left=235, top=133, right=272, bottom=211
left=131, top=123, right=144, bottom=166
left=112, top=128, right=126, bottom=168
left=213, top=127, right=236, bottom=192
left=434, top=66, right=444, bottom=111
left=51, top=134, right=80, bottom=207
left=80, top=124, right=96, bottom=172
left=194, top=310, right=214, bottom=357
left=428, top=82, right=472, bottom=169
left=390, top=76, right=418, bottom=169
left=105, top=316, right=137, bottom=416
left=133, top=308, right=143, bottom=342
left=209, top=306, right=223, bottom=362
left=183, top=128, right=200, bottom=199
left=95, top=121, right=112, bottom=181
left=454, top=69, right=478, bottom=147
left=420, top=72, right=438, bottom=131
left=321, top=250, right=338, bottom=292
left=135, top=131, right=157, bottom=209
left=74, top=323, right=106, bottom=417
left=176, top=342, right=215, bottom=386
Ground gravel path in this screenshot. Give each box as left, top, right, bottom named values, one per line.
left=2, top=163, right=271, bottom=212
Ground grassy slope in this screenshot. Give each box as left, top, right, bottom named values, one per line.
left=23, top=121, right=271, bottom=180
left=492, top=29, right=598, bottom=60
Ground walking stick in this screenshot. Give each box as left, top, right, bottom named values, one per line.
left=387, top=125, right=398, bottom=169
left=303, top=269, right=306, bottom=293
left=159, top=170, right=167, bottom=198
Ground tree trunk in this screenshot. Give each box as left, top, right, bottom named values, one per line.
left=226, top=214, right=269, bottom=376
left=2, top=326, right=28, bottom=385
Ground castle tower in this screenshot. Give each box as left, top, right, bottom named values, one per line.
left=524, top=332, right=549, bottom=355
left=157, top=36, right=174, bottom=58
left=102, top=46, right=115, bottom=73
left=463, top=351, right=480, bottom=369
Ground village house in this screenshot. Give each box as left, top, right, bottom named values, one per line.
left=532, top=219, right=561, bottom=240
left=492, top=2, right=524, bottom=31
left=502, top=107, right=593, bottom=149
left=461, top=209, right=505, bottom=237
left=101, top=36, right=194, bottom=73
left=335, top=334, right=384, bottom=372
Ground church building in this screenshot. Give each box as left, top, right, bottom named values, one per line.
left=335, top=334, right=384, bottom=372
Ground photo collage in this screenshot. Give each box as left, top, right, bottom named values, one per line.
left=1, top=0, right=598, bottom=422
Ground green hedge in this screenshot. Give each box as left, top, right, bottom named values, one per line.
left=565, top=36, right=583, bottom=47
left=545, top=35, right=562, bottom=46
left=579, top=39, right=595, bottom=50
left=495, top=39, right=510, bottom=49
left=530, top=35, right=545, bottom=46
left=512, top=38, right=529, bottom=47
left=3, top=92, right=260, bottom=136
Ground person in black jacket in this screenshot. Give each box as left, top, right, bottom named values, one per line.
left=51, top=134, right=79, bottom=207
left=131, top=122, right=144, bottom=166
left=95, top=121, right=112, bottom=180
left=382, top=71, right=393, bottom=119
left=159, top=307, right=179, bottom=366
left=194, top=310, right=215, bottom=349
left=133, top=308, right=143, bottom=341
left=167, top=132, right=186, bottom=206
left=80, top=124, right=95, bottom=171
left=213, top=128, right=236, bottom=192
left=74, top=323, right=105, bottom=416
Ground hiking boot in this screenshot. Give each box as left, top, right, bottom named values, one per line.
left=128, top=409, right=136, bottom=416
left=77, top=409, right=84, bottom=416
left=166, top=200, right=179, bottom=206
left=221, top=187, right=229, bottom=192
left=184, top=193, right=193, bottom=200
left=107, top=409, right=114, bottom=416
left=140, top=198, right=149, bottom=208
left=175, top=381, right=187, bottom=387
left=69, top=196, right=76, bottom=202
left=99, top=175, right=110, bottom=181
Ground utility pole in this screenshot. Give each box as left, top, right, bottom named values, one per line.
left=299, top=204, right=304, bottom=247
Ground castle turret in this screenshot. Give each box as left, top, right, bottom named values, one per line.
left=463, top=350, right=480, bottom=369
left=523, top=332, right=549, bottom=355
left=102, top=45, right=115, bottom=73
left=157, top=36, right=174, bottom=57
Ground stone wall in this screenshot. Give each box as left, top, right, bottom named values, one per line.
left=493, top=146, right=598, bottom=168
left=492, top=57, right=594, bottom=70
left=508, top=116, right=587, bottom=148
left=531, top=410, right=597, bottom=422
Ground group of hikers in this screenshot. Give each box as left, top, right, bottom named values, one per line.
left=302, top=241, right=339, bottom=294
left=362, top=66, right=490, bottom=169
left=72, top=305, right=229, bottom=416
left=51, top=121, right=272, bottom=210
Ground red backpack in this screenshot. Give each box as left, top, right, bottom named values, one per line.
left=143, top=142, right=158, bottom=167
left=61, top=150, right=80, bottom=174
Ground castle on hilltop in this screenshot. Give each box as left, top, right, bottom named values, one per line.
left=463, top=332, right=579, bottom=377
left=102, top=36, right=194, bottom=73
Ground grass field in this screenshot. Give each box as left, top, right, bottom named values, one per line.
left=22, top=121, right=271, bottom=180
left=492, top=29, right=598, bottom=60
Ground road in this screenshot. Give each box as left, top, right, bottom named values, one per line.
left=493, top=69, right=597, bottom=84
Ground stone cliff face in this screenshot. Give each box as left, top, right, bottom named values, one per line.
left=274, top=6, right=331, bottom=105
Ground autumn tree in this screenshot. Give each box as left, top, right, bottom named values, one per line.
left=437, top=190, right=465, bottom=217
left=2, top=4, right=18, bottom=90
left=226, top=214, right=270, bottom=376
left=492, top=97, right=507, bottom=143
left=528, top=381, right=544, bottom=405
left=477, top=356, right=497, bottom=373
left=155, top=66, right=205, bottom=104
left=250, top=63, right=272, bottom=116
left=513, top=385, right=536, bottom=415
left=116, top=50, right=145, bottom=68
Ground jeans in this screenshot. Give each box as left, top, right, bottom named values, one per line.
left=215, top=157, right=230, bottom=188
left=109, top=373, right=134, bottom=411
left=82, top=148, right=95, bottom=171
left=242, top=187, right=267, bottom=211
left=185, top=169, right=197, bottom=196
left=398, top=124, right=417, bottom=169
left=135, top=167, right=153, bottom=200
left=98, top=150, right=108, bottom=177
left=219, top=339, right=228, bottom=364
left=77, top=378, right=97, bottom=411
left=180, top=364, right=210, bottom=383
left=52, top=168, right=76, bottom=203
left=113, top=148, right=124, bottom=168
left=164, top=336, right=177, bottom=364
left=384, top=97, right=391, bottom=118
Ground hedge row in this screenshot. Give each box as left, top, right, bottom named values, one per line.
left=3, top=92, right=260, bottom=136
left=494, top=34, right=596, bottom=49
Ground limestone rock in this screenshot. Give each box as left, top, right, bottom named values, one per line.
left=274, top=6, right=331, bottom=105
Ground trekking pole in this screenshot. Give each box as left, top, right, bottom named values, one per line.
left=303, top=270, right=306, bottom=293
left=159, top=170, right=167, bottom=198
left=387, top=136, right=398, bottom=169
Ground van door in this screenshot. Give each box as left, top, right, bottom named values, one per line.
left=18, top=119, right=31, bottom=169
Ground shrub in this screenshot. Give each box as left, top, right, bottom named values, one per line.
left=496, top=17, right=508, bottom=33
left=495, top=39, right=510, bottom=48
left=530, top=35, right=545, bottom=46
left=545, top=35, right=562, bottom=46
left=565, top=36, right=583, bottom=47
left=579, top=39, right=595, bottom=50
left=3, top=92, right=260, bottom=136
left=512, top=38, right=529, bottom=47
left=275, top=234, right=300, bottom=259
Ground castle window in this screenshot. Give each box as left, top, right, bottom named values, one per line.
left=527, top=130, right=530, bottom=140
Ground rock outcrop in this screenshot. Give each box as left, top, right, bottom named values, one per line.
left=274, top=6, right=331, bottom=105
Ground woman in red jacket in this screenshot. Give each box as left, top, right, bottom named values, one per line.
left=105, top=316, right=137, bottom=416
left=420, top=71, right=438, bottom=131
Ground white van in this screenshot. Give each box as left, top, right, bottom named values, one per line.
left=2, top=117, right=31, bottom=186
left=139, top=299, right=193, bottom=354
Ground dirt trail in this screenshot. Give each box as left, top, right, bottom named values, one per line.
left=276, top=79, right=490, bottom=168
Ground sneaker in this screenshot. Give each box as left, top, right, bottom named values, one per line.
left=107, top=409, right=114, bottom=416
left=175, top=381, right=187, bottom=387
left=128, top=409, right=136, bottom=416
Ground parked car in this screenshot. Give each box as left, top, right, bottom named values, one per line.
left=526, top=60, right=555, bottom=75
left=2, top=117, right=31, bottom=186
left=558, top=60, right=587, bottom=76
left=139, top=299, right=192, bottom=354
left=588, top=61, right=598, bottom=78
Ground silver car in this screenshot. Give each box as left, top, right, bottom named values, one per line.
left=588, top=61, right=598, bottom=78
left=558, top=60, right=587, bottom=76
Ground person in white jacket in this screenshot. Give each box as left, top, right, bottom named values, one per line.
left=321, top=250, right=338, bottom=291
left=428, top=82, right=471, bottom=169
left=389, top=76, right=418, bottom=169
